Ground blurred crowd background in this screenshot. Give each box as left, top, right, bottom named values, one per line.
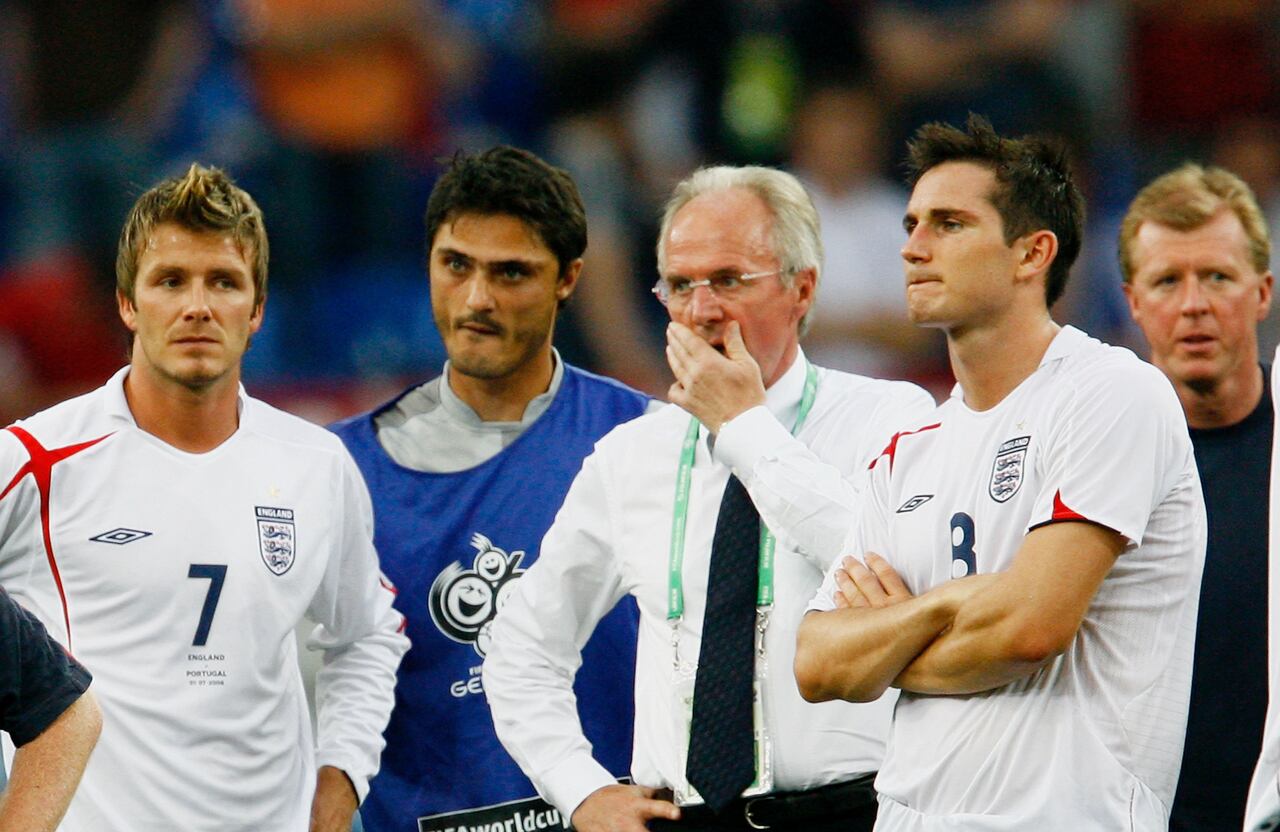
left=1, top=0, right=1277, bottom=425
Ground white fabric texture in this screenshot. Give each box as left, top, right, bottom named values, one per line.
left=0, top=368, right=408, bottom=832
left=484, top=350, right=934, bottom=819
left=809, top=326, right=1206, bottom=830
left=1246, top=354, right=1280, bottom=832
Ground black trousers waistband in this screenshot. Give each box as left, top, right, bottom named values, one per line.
left=650, top=773, right=878, bottom=831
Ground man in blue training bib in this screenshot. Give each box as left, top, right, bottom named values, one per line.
left=331, top=146, right=651, bottom=832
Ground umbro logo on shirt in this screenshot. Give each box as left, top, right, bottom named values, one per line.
left=896, top=495, right=934, bottom=513
left=89, top=528, right=153, bottom=545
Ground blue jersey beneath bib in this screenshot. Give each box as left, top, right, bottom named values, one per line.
left=332, top=364, right=648, bottom=831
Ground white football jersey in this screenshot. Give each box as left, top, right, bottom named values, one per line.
left=0, top=368, right=408, bottom=832
left=1246, top=356, right=1280, bottom=831
left=811, top=326, right=1206, bottom=830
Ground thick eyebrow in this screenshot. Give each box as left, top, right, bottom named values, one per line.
left=902, top=207, right=982, bottom=230
left=435, top=247, right=548, bottom=272
left=435, top=247, right=472, bottom=262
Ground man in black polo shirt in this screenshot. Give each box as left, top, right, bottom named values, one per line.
left=0, top=586, right=101, bottom=830
left=1120, top=163, right=1274, bottom=831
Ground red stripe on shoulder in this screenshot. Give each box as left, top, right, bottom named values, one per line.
left=869, top=422, right=942, bottom=474
left=1051, top=489, right=1085, bottom=521
left=2, top=426, right=113, bottom=653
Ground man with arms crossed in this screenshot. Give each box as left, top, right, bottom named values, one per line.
left=486, top=165, right=933, bottom=832
left=331, top=145, right=650, bottom=832
left=796, top=117, right=1206, bottom=830
left=0, top=164, right=409, bottom=831
left=1119, top=163, right=1273, bottom=831
left=0, top=586, right=101, bottom=832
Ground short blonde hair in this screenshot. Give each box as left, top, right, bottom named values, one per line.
left=116, top=163, right=268, bottom=308
left=1119, top=163, right=1270, bottom=282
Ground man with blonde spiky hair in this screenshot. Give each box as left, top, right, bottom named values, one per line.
left=0, top=163, right=409, bottom=832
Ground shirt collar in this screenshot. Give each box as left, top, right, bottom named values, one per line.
left=439, top=348, right=564, bottom=428
left=948, top=325, right=1087, bottom=400
left=103, top=366, right=248, bottom=426
left=763, top=346, right=808, bottom=429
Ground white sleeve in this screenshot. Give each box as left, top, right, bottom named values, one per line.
left=806, top=448, right=895, bottom=614
left=715, top=381, right=934, bottom=572
left=1246, top=356, right=1280, bottom=830
left=483, top=448, right=628, bottom=819
left=305, top=449, right=409, bottom=803
left=1027, top=360, right=1186, bottom=545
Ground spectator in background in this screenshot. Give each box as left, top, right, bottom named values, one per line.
left=1121, top=163, right=1274, bottom=832
left=1128, top=1, right=1280, bottom=175
left=789, top=80, right=943, bottom=384
left=1213, top=115, right=1280, bottom=359
left=0, top=587, right=102, bottom=832
left=1, top=0, right=204, bottom=267
left=867, top=0, right=1088, bottom=154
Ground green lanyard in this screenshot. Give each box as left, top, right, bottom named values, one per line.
left=666, top=362, right=819, bottom=620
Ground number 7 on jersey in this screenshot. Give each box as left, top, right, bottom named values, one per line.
left=188, top=564, right=228, bottom=646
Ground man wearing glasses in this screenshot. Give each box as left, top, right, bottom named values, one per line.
left=485, top=165, right=933, bottom=832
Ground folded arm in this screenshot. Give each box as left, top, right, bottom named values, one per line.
left=795, top=554, right=994, bottom=702
left=894, top=520, right=1124, bottom=694
left=797, top=521, right=1123, bottom=701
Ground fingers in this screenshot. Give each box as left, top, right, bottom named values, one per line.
left=834, top=557, right=869, bottom=608
left=638, top=798, right=681, bottom=822
left=847, top=556, right=890, bottom=606
left=865, top=552, right=912, bottom=599
left=723, top=320, right=747, bottom=359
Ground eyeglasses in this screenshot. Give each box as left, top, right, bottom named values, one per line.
left=651, top=270, right=782, bottom=307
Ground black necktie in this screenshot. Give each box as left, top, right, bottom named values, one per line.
left=685, top=474, right=760, bottom=813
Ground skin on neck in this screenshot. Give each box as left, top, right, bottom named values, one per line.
left=123, top=350, right=244, bottom=454
left=947, top=302, right=1060, bottom=412
left=1167, top=354, right=1264, bottom=429
left=447, top=344, right=556, bottom=422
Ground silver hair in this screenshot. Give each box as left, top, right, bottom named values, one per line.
left=656, top=165, right=822, bottom=335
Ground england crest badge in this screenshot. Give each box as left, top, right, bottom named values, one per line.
left=256, top=506, right=296, bottom=575
left=989, top=436, right=1030, bottom=503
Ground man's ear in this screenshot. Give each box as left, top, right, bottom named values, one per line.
left=117, top=290, right=137, bottom=332
left=790, top=267, right=817, bottom=324
left=556, top=258, right=584, bottom=302
left=1014, top=229, right=1059, bottom=284
left=1257, top=271, right=1274, bottom=322
left=250, top=293, right=267, bottom=335
left=1121, top=280, right=1141, bottom=323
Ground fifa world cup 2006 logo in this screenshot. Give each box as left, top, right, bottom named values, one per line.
left=428, top=533, right=526, bottom=656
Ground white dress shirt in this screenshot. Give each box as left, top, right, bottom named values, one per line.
left=484, top=351, right=934, bottom=818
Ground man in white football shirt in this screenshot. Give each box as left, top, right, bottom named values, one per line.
left=795, top=116, right=1206, bottom=830
left=0, top=164, right=409, bottom=831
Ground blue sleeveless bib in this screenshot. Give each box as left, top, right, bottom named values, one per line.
left=332, top=364, right=648, bottom=831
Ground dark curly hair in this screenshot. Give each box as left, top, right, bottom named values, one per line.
left=905, top=114, right=1085, bottom=307
left=424, top=146, right=587, bottom=278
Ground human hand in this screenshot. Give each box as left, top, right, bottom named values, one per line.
left=832, top=553, right=914, bottom=609
left=666, top=320, right=766, bottom=434
left=309, top=766, right=359, bottom=832
left=570, top=784, right=681, bottom=832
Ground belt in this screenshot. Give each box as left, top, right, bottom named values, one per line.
left=675, top=773, right=878, bottom=830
